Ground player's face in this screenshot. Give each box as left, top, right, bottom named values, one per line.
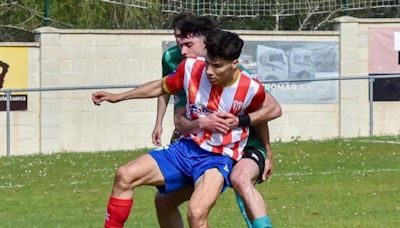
left=205, top=57, right=238, bottom=86
left=174, top=29, right=183, bottom=46
left=180, top=35, right=206, bottom=58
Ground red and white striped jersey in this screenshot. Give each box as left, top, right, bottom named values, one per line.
left=163, top=57, right=265, bottom=161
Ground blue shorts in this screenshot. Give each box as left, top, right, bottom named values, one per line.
left=149, top=139, right=233, bottom=194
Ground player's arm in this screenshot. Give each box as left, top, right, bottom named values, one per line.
left=156, top=52, right=176, bottom=129
left=248, top=92, right=281, bottom=125
left=152, top=94, right=170, bottom=146
left=174, top=108, right=230, bottom=135
left=92, top=79, right=166, bottom=105
left=152, top=55, right=175, bottom=146
left=253, top=123, right=273, bottom=182
left=225, top=91, right=282, bottom=128
left=93, top=61, right=185, bottom=105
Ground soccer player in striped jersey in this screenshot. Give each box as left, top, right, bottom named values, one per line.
left=92, top=29, right=275, bottom=228
left=155, top=17, right=281, bottom=228
left=154, top=15, right=219, bottom=228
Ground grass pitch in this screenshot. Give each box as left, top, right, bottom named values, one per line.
left=0, top=136, right=399, bottom=227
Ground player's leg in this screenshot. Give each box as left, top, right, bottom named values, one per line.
left=106, top=154, right=165, bottom=228
left=231, top=158, right=265, bottom=217
left=187, top=145, right=233, bottom=228
left=155, top=186, right=193, bottom=228
left=106, top=140, right=192, bottom=228
left=187, top=168, right=224, bottom=228
left=112, top=154, right=165, bottom=197
left=231, top=153, right=272, bottom=228
left=234, top=190, right=252, bottom=228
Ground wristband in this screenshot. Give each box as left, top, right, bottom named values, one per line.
left=238, top=114, right=251, bottom=127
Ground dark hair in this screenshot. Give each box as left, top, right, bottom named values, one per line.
left=205, top=29, right=244, bottom=61
left=172, top=11, right=195, bottom=31
left=180, top=16, right=216, bottom=38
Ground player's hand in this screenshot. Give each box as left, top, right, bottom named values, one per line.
left=92, top=91, right=119, bottom=105
left=261, top=152, right=273, bottom=182
left=151, top=124, right=162, bottom=147
left=199, top=112, right=230, bottom=134
left=170, top=129, right=181, bottom=143
left=217, top=112, right=239, bottom=129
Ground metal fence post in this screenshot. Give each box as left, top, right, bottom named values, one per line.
left=44, top=0, right=50, bottom=26
left=6, top=91, right=11, bottom=156
left=369, top=77, right=375, bottom=137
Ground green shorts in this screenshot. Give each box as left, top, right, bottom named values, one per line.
left=241, top=128, right=268, bottom=183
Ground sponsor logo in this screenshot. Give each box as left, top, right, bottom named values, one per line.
left=251, top=153, right=260, bottom=161
left=154, top=145, right=169, bottom=151
left=189, top=103, right=210, bottom=117
left=223, top=164, right=230, bottom=172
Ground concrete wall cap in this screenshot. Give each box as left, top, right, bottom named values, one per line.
left=232, top=30, right=339, bottom=36
left=34, top=27, right=172, bottom=35
left=0, top=42, right=39, bottom=47
left=32, top=27, right=339, bottom=36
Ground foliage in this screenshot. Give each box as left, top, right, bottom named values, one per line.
left=1, top=1, right=400, bottom=41
left=0, top=0, right=169, bottom=41
left=0, top=137, right=399, bottom=227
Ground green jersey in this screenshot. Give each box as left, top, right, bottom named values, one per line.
left=161, top=45, right=186, bottom=109
left=162, top=45, right=183, bottom=76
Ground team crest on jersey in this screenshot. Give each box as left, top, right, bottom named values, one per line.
left=232, top=100, right=244, bottom=114
left=189, top=103, right=210, bottom=117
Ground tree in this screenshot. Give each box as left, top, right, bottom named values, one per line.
left=0, top=0, right=169, bottom=41
left=1, top=0, right=400, bottom=41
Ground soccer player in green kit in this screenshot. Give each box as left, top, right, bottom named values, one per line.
left=153, top=15, right=282, bottom=228
left=151, top=11, right=194, bottom=146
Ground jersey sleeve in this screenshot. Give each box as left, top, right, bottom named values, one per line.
left=162, top=60, right=186, bottom=94
left=162, top=52, right=176, bottom=77
left=245, top=81, right=266, bottom=113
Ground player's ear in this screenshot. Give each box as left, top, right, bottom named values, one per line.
left=232, top=59, right=239, bottom=68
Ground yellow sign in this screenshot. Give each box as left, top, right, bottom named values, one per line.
left=0, top=47, right=28, bottom=111
left=0, top=47, right=28, bottom=89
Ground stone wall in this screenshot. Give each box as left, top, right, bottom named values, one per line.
left=334, top=16, right=400, bottom=137
left=0, top=43, right=40, bottom=155
left=1, top=17, right=400, bottom=155
left=34, top=28, right=174, bottom=153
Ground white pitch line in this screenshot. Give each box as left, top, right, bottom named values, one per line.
left=274, top=168, right=399, bottom=177
left=0, top=184, right=24, bottom=189
left=346, top=139, right=400, bottom=144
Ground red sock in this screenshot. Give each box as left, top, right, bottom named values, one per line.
left=105, top=196, right=133, bottom=228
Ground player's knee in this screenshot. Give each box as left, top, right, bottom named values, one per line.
left=114, top=166, right=132, bottom=191
left=231, top=172, right=253, bottom=194
left=187, top=204, right=207, bottom=225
